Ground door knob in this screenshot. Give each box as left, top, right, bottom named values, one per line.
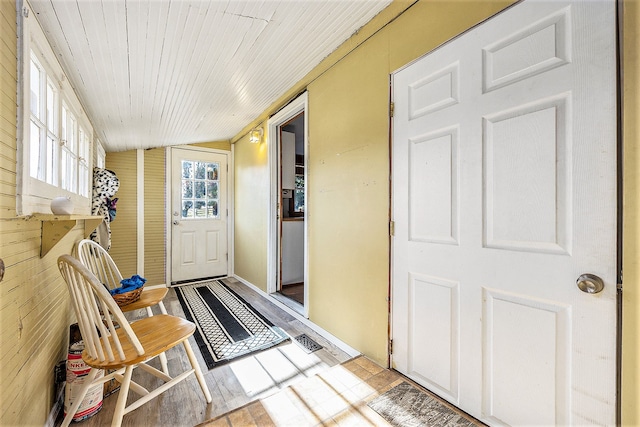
left=576, top=274, right=604, bottom=294
left=173, top=220, right=179, bottom=225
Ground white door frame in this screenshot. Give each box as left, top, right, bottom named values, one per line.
left=267, top=92, right=309, bottom=316
left=165, top=145, right=233, bottom=284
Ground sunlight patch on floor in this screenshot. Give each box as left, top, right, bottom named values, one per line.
left=228, top=342, right=325, bottom=398
left=260, top=365, right=378, bottom=425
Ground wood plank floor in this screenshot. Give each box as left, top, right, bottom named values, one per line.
left=199, top=356, right=483, bottom=427
left=57, top=277, right=481, bottom=426
left=57, top=277, right=352, bottom=427
left=279, top=283, right=304, bottom=305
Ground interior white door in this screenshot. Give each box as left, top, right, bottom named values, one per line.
left=171, top=147, right=228, bottom=282
left=392, top=1, right=617, bottom=425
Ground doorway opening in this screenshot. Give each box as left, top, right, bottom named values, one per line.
left=278, top=113, right=305, bottom=305
left=267, top=93, right=308, bottom=317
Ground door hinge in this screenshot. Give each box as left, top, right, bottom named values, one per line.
left=389, top=339, right=393, bottom=355
left=389, top=220, right=395, bottom=236
left=22, top=7, right=29, bottom=17
left=389, top=102, right=395, bottom=118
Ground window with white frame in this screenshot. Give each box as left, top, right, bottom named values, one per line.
left=96, top=140, right=106, bottom=169
left=19, top=2, right=94, bottom=215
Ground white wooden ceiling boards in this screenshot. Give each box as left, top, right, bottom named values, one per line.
left=27, top=0, right=392, bottom=152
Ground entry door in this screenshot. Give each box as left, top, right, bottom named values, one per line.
left=171, top=147, right=228, bottom=282
left=392, top=1, right=617, bottom=425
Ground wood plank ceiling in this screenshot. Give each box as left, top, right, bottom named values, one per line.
left=27, top=0, right=392, bottom=152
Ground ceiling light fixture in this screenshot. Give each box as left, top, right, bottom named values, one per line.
left=249, top=127, right=263, bottom=144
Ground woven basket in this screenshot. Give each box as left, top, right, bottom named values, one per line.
left=112, top=287, right=143, bottom=307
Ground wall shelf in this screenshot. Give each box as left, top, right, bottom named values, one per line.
left=28, top=214, right=102, bottom=257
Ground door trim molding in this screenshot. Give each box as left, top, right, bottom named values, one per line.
left=165, top=145, right=233, bottom=285
left=267, top=92, right=309, bottom=317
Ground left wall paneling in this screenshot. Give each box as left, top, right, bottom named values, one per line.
left=0, top=3, right=82, bottom=424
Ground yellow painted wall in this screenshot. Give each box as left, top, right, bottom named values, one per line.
left=0, top=2, right=86, bottom=425
left=191, top=140, right=231, bottom=151
left=233, top=127, right=270, bottom=289
left=144, top=148, right=166, bottom=286
left=622, top=0, right=640, bottom=425
left=306, top=39, right=391, bottom=362
left=106, top=152, right=139, bottom=279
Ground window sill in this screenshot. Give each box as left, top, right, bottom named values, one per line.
left=25, top=214, right=102, bottom=257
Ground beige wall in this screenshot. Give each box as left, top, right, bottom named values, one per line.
left=622, top=0, right=640, bottom=425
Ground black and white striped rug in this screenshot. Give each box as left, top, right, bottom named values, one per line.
left=175, top=280, right=289, bottom=369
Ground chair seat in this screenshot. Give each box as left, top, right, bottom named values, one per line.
left=82, top=314, right=195, bottom=370
left=119, top=287, right=169, bottom=312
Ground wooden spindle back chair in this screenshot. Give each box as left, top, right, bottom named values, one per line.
left=57, top=254, right=211, bottom=427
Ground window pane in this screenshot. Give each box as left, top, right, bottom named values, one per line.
left=30, top=60, right=40, bottom=118
left=207, top=163, right=218, bottom=180
left=194, top=200, right=206, bottom=217
left=182, top=180, right=193, bottom=198
left=61, top=147, right=77, bottom=192
left=207, top=182, right=218, bottom=199
left=182, top=161, right=193, bottom=179
left=195, top=162, right=205, bottom=180
left=61, top=107, right=67, bottom=143
left=46, top=81, right=57, bottom=131
left=194, top=181, right=205, bottom=198
left=79, top=163, right=89, bottom=197
left=182, top=201, right=193, bottom=218
left=60, top=148, right=68, bottom=190
left=96, top=141, right=106, bottom=168
left=68, top=115, right=77, bottom=152
left=78, top=128, right=85, bottom=157
left=207, top=200, right=218, bottom=218
left=30, top=121, right=41, bottom=179
left=46, top=134, right=58, bottom=185
left=294, top=175, right=304, bottom=213
left=294, top=189, right=305, bottom=212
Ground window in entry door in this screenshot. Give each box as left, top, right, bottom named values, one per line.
left=181, top=160, right=219, bottom=219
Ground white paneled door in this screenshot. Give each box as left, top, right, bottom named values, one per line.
left=171, top=148, right=228, bottom=282
left=391, top=1, right=617, bottom=425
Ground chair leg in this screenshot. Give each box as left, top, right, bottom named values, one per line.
left=183, top=339, right=212, bottom=403
left=61, top=368, right=99, bottom=427
left=158, top=300, right=168, bottom=315
left=159, top=351, right=169, bottom=375
left=111, top=365, right=133, bottom=427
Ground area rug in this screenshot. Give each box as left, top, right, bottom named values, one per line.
left=368, top=382, right=478, bottom=427
left=175, top=280, right=289, bottom=369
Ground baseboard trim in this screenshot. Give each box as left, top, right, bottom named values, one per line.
left=231, top=274, right=360, bottom=359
